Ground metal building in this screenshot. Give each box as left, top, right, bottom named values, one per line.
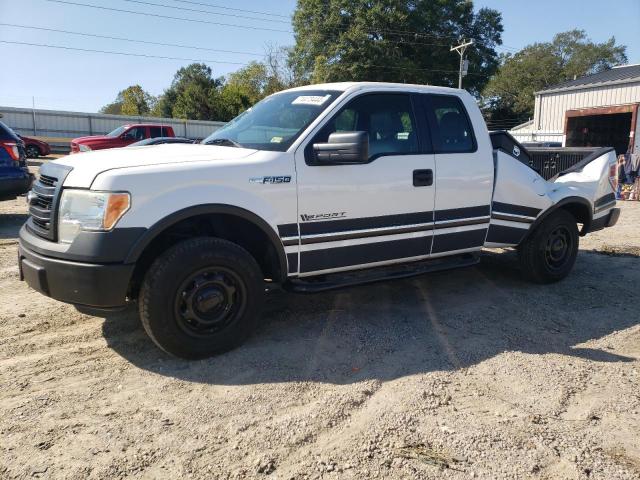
left=510, top=64, right=640, bottom=155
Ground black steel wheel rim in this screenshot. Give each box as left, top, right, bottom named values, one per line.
left=26, top=146, right=37, bottom=158
left=544, top=226, right=572, bottom=271
left=174, top=266, right=247, bottom=337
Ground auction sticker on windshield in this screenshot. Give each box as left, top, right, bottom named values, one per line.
left=292, top=95, right=332, bottom=106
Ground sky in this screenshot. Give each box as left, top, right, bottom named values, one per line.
left=0, top=0, right=638, bottom=112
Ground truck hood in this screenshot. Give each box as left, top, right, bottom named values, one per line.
left=71, top=135, right=112, bottom=145
left=55, top=143, right=258, bottom=187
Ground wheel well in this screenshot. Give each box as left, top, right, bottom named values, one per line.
left=558, top=202, right=591, bottom=234
left=128, top=213, right=283, bottom=297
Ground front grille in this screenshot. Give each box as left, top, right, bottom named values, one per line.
left=28, top=174, right=59, bottom=238
left=39, top=174, right=57, bottom=187
left=26, top=163, right=72, bottom=241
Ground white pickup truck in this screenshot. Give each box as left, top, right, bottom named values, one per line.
left=18, top=82, right=620, bottom=358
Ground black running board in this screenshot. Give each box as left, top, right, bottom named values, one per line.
left=284, top=253, right=480, bottom=293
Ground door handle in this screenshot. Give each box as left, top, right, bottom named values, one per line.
left=413, top=169, right=433, bottom=187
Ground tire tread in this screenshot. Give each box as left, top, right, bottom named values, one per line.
left=139, top=237, right=263, bottom=358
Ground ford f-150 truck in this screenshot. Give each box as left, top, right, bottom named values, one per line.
left=18, top=83, right=620, bottom=358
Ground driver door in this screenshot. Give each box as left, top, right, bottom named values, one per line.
left=119, top=126, right=145, bottom=146
left=293, top=92, right=436, bottom=276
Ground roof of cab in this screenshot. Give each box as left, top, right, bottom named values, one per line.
left=123, top=123, right=174, bottom=127
left=284, top=81, right=464, bottom=95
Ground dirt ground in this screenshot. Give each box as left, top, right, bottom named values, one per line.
left=1, top=194, right=639, bottom=480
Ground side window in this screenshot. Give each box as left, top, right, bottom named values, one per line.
left=425, top=95, right=475, bottom=153
left=125, top=127, right=145, bottom=140
left=149, top=126, right=163, bottom=138
left=312, top=94, right=419, bottom=160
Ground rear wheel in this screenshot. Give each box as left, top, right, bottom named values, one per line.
left=26, top=145, right=41, bottom=158
left=139, top=237, right=264, bottom=359
left=518, top=209, right=579, bottom=284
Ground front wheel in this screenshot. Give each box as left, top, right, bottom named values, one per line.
left=139, top=237, right=264, bottom=359
left=26, top=145, right=41, bottom=158
left=518, top=209, right=579, bottom=284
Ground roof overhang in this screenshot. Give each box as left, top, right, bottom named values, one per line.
left=536, top=78, right=640, bottom=96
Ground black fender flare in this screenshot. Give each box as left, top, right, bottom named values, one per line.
left=519, top=196, right=593, bottom=244
left=123, top=204, right=288, bottom=282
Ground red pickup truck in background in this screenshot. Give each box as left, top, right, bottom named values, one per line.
left=70, top=124, right=175, bottom=153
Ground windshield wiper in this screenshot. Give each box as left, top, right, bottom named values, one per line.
left=204, top=138, right=243, bottom=148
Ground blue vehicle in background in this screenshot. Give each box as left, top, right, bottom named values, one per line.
left=0, top=119, right=33, bottom=201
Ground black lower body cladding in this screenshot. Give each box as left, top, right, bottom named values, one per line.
left=18, top=244, right=134, bottom=307
left=589, top=208, right=620, bottom=232
left=18, top=223, right=141, bottom=308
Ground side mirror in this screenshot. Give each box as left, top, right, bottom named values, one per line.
left=313, top=131, right=369, bottom=164
left=122, top=132, right=134, bottom=140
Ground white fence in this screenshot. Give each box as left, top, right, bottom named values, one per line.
left=0, top=106, right=225, bottom=140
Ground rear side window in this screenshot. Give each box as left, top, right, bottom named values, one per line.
left=424, top=95, right=475, bottom=153
left=149, top=126, right=164, bottom=138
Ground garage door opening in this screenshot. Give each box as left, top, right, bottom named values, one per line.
left=565, top=111, right=632, bottom=155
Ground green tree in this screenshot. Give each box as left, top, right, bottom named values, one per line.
left=226, top=62, right=272, bottom=105
left=482, top=30, right=627, bottom=123
left=217, top=47, right=297, bottom=121
left=217, top=83, right=254, bottom=121
left=153, top=63, right=224, bottom=120
left=100, top=85, right=156, bottom=116
left=289, top=0, right=503, bottom=95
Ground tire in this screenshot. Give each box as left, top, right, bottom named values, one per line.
left=139, top=237, right=264, bottom=359
left=25, top=145, right=41, bottom=158
left=518, top=209, right=579, bottom=284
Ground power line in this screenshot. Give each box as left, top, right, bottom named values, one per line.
left=121, top=0, right=290, bottom=24
left=169, top=0, right=290, bottom=19
left=362, top=63, right=489, bottom=78
left=44, top=0, right=292, bottom=34
left=43, top=0, right=518, bottom=52
left=173, top=0, right=519, bottom=52
left=0, top=40, right=249, bottom=65
left=0, top=23, right=264, bottom=56
left=167, top=0, right=522, bottom=52
left=0, top=38, right=491, bottom=78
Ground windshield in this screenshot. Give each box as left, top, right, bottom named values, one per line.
left=202, top=90, right=341, bottom=152
left=107, top=126, right=127, bottom=137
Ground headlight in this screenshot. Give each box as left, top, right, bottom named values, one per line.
left=78, top=144, right=92, bottom=152
left=58, top=190, right=130, bottom=244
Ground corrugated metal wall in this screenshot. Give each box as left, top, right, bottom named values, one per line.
left=0, top=106, right=225, bottom=140
left=535, top=82, right=640, bottom=131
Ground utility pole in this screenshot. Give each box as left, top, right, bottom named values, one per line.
left=32, top=96, right=37, bottom=136
left=450, top=39, right=474, bottom=89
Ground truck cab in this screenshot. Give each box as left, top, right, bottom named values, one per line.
left=70, top=124, right=176, bottom=153
left=18, top=83, right=619, bottom=358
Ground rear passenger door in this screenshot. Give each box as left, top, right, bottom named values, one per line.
left=293, top=92, right=436, bottom=276
left=419, top=94, right=494, bottom=256
left=149, top=126, right=164, bottom=138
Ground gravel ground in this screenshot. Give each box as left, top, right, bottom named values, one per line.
left=1, top=195, right=639, bottom=480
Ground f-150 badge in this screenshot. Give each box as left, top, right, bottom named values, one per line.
left=249, top=176, right=291, bottom=184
